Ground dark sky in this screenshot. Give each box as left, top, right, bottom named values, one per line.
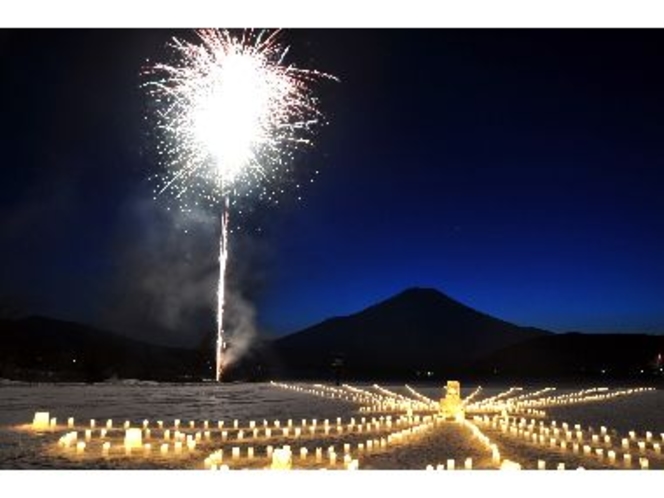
left=2, top=29, right=664, bottom=346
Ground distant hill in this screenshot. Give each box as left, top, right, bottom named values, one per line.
left=475, top=332, right=664, bottom=378
left=0, top=316, right=201, bottom=381
left=271, top=287, right=551, bottom=378
left=3, top=290, right=662, bottom=382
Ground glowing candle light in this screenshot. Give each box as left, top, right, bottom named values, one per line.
left=204, top=431, right=211, bottom=440
left=158, top=421, right=163, bottom=429
left=160, top=443, right=168, bottom=455
left=50, top=417, right=57, bottom=429
left=238, top=430, right=244, bottom=441
left=464, top=458, right=473, bottom=470
left=601, top=426, right=607, bottom=435
left=654, top=443, right=661, bottom=454
left=639, top=457, right=649, bottom=470
left=358, top=443, right=364, bottom=452
left=218, top=421, right=224, bottom=429
left=144, top=443, right=152, bottom=454
left=124, top=421, right=130, bottom=430
left=174, top=441, right=182, bottom=454
left=491, top=445, right=501, bottom=464
left=174, top=419, right=180, bottom=429
left=164, top=429, right=171, bottom=441
left=102, top=442, right=110, bottom=456
left=76, top=441, right=86, bottom=454
left=624, top=454, right=632, bottom=466
left=85, top=429, right=92, bottom=442
left=204, top=420, right=209, bottom=429
left=595, top=448, right=604, bottom=459
left=145, top=429, right=151, bottom=440
left=189, top=421, right=195, bottom=429
left=343, top=443, right=350, bottom=454
left=622, top=438, right=629, bottom=449
left=294, top=428, right=301, bottom=438
left=90, top=419, right=96, bottom=429
left=100, top=429, right=107, bottom=438
left=143, top=419, right=149, bottom=429
left=629, top=430, right=636, bottom=440
left=592, top=435, right=599, bottom=444
left=329, top=452, right=337, bottom=465
left=537, top=460, right=546, bottom=470
left=556, top=463, right=565, bottom=471
left=271, top=447, right=292, bottom=470
left=267, top=445, right=274, bottom=459
left=583, top=445, right=591, bottom=455
left=300, top=448, right=308, bottom=460
left=608, top=450, right=616, bottom=463
left=283, top=428, right=289, bottom=437
left=288, top=419, right=293, bottom=427
left=638, top=442, right=646, bottom=453
left=265, top=429, right=271, bottom=438
left=247, top=447, right=254, bottom=459
left=426, top=465, right=434, bottom=471
left=125, top=428, right=143, bottom=450
left=274, top=420, right=280, bottom=428
left=447, top=459, right=455, bottom=470
left=67, top=417, right=74, bottom=428
left=106, top=419, right=113, bottom=429
left=222, top=431, right=228, bottom=441
left=315, top=448, right=322, bottom=462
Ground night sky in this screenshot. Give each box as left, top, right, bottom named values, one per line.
left=2, top=29, right=664, bottom=347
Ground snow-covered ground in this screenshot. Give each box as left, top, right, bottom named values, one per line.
left=0, top=381, right=661, bottom=469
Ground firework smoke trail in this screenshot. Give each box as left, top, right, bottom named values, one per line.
left=144, top=29, right=335, bottom=381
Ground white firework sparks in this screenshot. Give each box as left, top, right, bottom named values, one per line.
left=144, top=29, right=335, bottom=381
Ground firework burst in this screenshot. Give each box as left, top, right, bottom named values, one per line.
left=144, top=29, right=335, bottom=380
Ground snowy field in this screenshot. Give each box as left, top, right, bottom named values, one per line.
left=1, top=381, right=662, bottom=470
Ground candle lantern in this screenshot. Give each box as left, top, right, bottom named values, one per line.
left=125, top=428, right=143, bottom=450
left=271, top=447, right=292, bottom=470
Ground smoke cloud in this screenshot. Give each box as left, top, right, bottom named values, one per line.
left=101, top=193, right=269, bottom=364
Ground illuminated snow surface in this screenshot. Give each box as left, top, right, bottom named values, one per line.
left=0, top=381, right=662, bottom=470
